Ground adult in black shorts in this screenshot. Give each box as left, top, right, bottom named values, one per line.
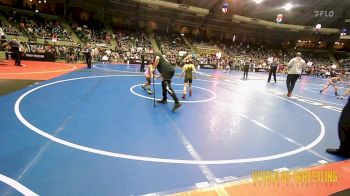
left=153, top=52, right=181, bottom=112
left=326, top=96, right=350, bottom=157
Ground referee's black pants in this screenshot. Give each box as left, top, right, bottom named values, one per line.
left=286, top=74, right=299, bottom=93
left=161, top=69, right=179, bottom=104
left=243, top=68, right=249, bottom=79
left=268, top=67, right=277, bottom=82
left=85, top=55, right=92, bottom=68
left=140, top=61, right=145, bottom=72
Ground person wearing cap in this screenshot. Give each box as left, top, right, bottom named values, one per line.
left=286, top=52, right=306, bottom=97
left=326, top=96, right=350, bottom=157
left=152, top=52, right=181, bottom=112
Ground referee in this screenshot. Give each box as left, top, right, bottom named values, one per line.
left=83, top=44, right=92, bottom=69
left=267, top=57, right=278, bottom=83
left=243, top=59, right=250, bottom=79
left=153, top=52, right=181, bottom=112
left=140, top=50, right=145, bottom=72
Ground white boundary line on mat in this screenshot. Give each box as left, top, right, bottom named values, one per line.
left=14, top=74, right=325, bottom=165
left=0, top=173, right=38, bottom=196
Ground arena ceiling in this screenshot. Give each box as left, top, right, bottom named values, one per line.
left=106, top=0, right=350, bottom=28
left=67, top=0, right=350, bottom=41
left=163, top=0, right=350, bottom=26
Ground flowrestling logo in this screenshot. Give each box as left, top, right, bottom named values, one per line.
left=314, top=10, right=335, bottom=18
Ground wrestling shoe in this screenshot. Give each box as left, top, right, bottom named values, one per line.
left=147, top=90, right=153, bottom=94
left=182, top=94, right=186, bottom=99
left=339, top=96, right=344, bottom=100
left=172, top=103, right=182, bottom=112
left=157, top=100, right=167, bottom=104
left=326, top=148, right=350, bottom=157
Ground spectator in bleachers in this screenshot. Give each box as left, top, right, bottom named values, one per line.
left=114, top=28, right=154, bottom=64
left=72, top=19, right=110, bottom=46
left=155, top=33, right=191, bottom=66
left=2, top=10, right=72, bottom=42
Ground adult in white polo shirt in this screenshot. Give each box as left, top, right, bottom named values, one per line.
left=286, top=52, right=306, bottom=97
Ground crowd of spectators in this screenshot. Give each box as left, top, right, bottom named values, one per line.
left=336, top=53, right=350, bottom=69
left=115, top=28, right=154, bottom=63
left=223, top=42, right=274, bottom=65
left=23, top=43, right=82, bottom=62
left=2, top=10, right=72, bottom=42
left=187, top=34, right=211, bottom=47
left=0, top=22, right=23, bottom=36
left=22, top=43, right=125, bottom=64
left=192, top=39, right=279, bottom=71
left=72, top=19, right=111, bottom=46
left=187, top=38, right=340, bottom=77
left=292, top=53, right=335, bottom=77
left=340, top=58, right=350, bottom=68
left=0, top=6, right=346, bottom=72
left=296, top=41, right=328, bottom=50
left=155, top=33, right=191, bottom=65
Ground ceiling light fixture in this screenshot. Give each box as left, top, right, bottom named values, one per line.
left=253, top=0, right=264, bottom=4
left=282, top=3, right=293, bottom=11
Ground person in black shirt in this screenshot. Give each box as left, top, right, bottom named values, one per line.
left=140, top=51, right=145, bottom=72
left=243, top=59, right=250, bottom=79
left=83, top=44, right=92, bottom=69
left=326, top=96, right=350, bottom=157
left=267, top=57, right=278, bottom=83
left=153, top=52, right=181, bottom=112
